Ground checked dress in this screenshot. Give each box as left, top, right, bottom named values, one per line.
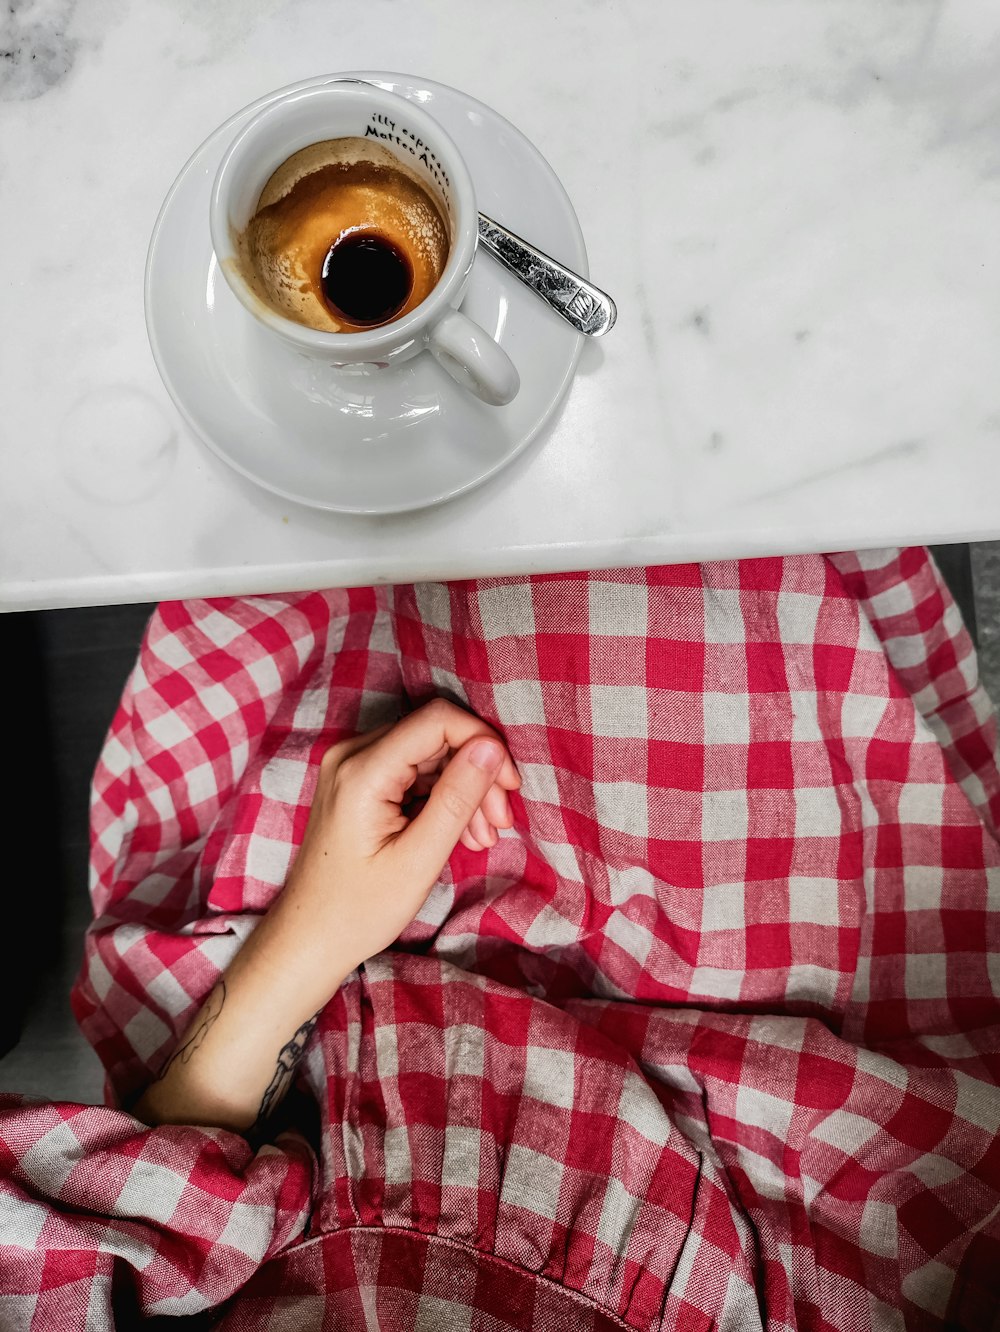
left=1, top=547, right=999, bottom=1329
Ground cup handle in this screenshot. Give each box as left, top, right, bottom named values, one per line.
left=427, top=309, right=519, bottom=406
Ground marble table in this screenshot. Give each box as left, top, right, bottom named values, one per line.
left=2, top=0, right=999, bottom=611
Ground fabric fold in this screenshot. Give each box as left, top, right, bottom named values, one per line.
left=0, top=549, right=996, bottom=1328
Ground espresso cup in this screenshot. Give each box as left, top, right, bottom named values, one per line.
left=210, top=80, right=520, bottom=406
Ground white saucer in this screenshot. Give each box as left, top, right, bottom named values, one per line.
left=145, top=72, right=586, bottom=513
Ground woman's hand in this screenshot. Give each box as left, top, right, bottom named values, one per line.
left=279, top=698, right=521, bottom=972
left=135, top=700, right=519, bottom=1134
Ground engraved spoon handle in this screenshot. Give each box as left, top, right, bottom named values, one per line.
left=477, top=213, right=617, bottom=337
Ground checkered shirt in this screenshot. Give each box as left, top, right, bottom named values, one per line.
left=1, top=548, right=998, bottom=1330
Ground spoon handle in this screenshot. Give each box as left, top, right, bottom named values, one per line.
left=477, top=213, right=617, bottom=337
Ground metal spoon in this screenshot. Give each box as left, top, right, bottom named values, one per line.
left=329, top=79, right=617, bottom=336
left=477, top=213, right=617, bottom=337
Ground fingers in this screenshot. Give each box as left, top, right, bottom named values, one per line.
left=459, top=785, right=511, bottom=852
left=467, top=806, right=496, bottom=849
left=319, top=722, right=394, bottom=775
left=365, top=699, right=520, bottom=801
left=397, top=736, right=506, bottom=879
left=459, top=826, right=484, bottom=852
left=481, top=782, right=513, bottom=830
left=413, top=743, right=449, bottom=777
left=324, top=701, right=519, bottom=867
left=410, top=776, right=511, bottom=832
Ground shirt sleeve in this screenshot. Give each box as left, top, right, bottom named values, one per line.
left=0, top=1093, right=314, bottom=1323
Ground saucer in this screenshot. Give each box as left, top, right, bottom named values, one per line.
left=145, top=72, right=587, bottom=513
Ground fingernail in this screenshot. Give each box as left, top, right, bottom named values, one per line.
left=468, top=739, right=502, bottom=772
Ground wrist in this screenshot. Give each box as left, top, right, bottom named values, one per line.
left=244, top=881, right=360, bottom=1011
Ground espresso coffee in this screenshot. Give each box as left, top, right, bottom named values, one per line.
left=321, top=232, right=411, bottom=326
left=232, top=138, right=449, bottom=334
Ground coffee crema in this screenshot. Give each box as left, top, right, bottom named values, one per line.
left=232, top=138, right=450, bottom=334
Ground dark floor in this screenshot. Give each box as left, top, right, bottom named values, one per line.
left=0, top=603, right=154, bottom=1102
left=0, top=545, right=997, bottom=1104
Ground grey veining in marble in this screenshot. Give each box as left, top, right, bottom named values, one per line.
left=0, top=0, right=79, bottom=102
left=1, top=0, right=999, bottom=610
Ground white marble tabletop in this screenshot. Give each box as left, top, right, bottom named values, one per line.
left=2, top=1, right=999, bottom=611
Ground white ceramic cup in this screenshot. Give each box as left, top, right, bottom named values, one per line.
left=209, top=80, right=520, bottom=407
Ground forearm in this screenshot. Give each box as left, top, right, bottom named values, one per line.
left=135, top=885, right=354, bottom=1133
left=134, top=702, right=517, bottom=1133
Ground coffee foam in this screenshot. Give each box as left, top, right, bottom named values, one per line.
left=231, top=137, right=450, bottom=333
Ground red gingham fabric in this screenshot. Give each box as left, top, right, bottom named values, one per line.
left=1, top=548, right=999, bottom=1330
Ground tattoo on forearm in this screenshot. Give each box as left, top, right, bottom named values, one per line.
left=156, top=981, right=227, bottom=1080
left=253, top=1014, right=319, bottom=1128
